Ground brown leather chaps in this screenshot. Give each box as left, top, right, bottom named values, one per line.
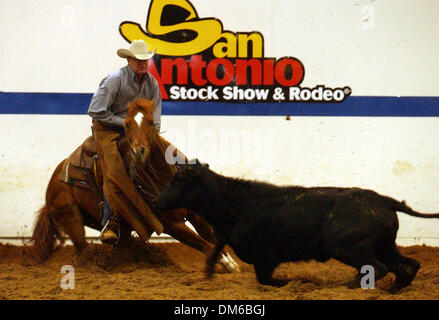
left=92, top=121, right=164, bottom=241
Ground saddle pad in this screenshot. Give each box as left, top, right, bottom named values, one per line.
left=59, top=158, right=96, bottom=190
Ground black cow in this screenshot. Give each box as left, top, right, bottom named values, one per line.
left=155, top=162, right=439, bottom=293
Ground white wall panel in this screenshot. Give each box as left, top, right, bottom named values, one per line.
left=1, top=115, right=438, bottom=245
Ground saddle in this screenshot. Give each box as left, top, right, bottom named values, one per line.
left=59, top=135, right=129, bottom=191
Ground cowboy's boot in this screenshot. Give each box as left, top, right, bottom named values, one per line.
left=101, top=216, right=120, bottom=245
left=102, top=229, right=118, bottom=244
left=100, top=198, right=120, bottom=245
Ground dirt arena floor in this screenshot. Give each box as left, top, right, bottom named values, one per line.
left=0, top=240, right=438, bottom=300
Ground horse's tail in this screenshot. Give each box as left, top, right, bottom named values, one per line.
left=27, top=205, right=62, bottom=263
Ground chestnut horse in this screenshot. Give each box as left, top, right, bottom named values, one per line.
left=29, top=99, right=239, bottom=273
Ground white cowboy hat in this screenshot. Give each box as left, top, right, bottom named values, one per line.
left=117, top=40, right=155, bottom=60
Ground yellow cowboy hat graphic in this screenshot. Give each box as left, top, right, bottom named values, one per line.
left=120, top=0, right=223, bottom=56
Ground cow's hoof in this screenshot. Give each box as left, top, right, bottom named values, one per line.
left=259, top=278, right=290, bottom=287
left=389, top=280, right=409, bottom=294
left=389, top=286, right=401, bottom=294
left=204, top=267, right=215, bottom=279
left=343, top=277, right=361, bottom=289
left=270, top=278, right=290, bottom=287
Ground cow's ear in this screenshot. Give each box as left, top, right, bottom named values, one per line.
left=184, top=161, right=194, bottom=170
left=195, top=158, right=209, bottom=168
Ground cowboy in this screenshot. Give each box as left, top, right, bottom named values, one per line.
left=88, top=40, right=164, bottom=244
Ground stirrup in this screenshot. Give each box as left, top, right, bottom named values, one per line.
left=99, top=220, right=110, bottom=240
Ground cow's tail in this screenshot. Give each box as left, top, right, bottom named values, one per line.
left=389, top=199, right=439, bottom=218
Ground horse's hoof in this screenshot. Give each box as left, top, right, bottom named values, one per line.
left=218, top=253, right=241, bottom=273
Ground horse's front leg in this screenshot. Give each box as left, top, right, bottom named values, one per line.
left=162, top=219, right=240, bottom=273
left=185, top=209, right=216, bottom=244
left=206, top=236, right=240, bottom=276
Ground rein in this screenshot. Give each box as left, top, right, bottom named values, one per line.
left=128, top=131, right=178, bottom=203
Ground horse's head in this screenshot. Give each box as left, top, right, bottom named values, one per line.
left=124, top=99, right=158, bottom=163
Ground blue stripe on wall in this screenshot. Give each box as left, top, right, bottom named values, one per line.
left=1, top=92, right=439, bottom=116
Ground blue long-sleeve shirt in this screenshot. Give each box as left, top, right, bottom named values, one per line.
left=88, top=65, right=162, bottom=130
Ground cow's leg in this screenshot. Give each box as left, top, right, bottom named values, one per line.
left=330, top=241, right=389, bottom=289
left=205, top=239, right=225, bottom=278
left=254, top=261, right=288, bottom=287
left=341, top=259, right=388, bottom=289
left=378, top=244, right=420, bottom=294
left=388, top=257, right=420, bottom=294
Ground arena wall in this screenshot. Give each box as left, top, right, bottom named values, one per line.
left=1, top=0, right=439, bottom=245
